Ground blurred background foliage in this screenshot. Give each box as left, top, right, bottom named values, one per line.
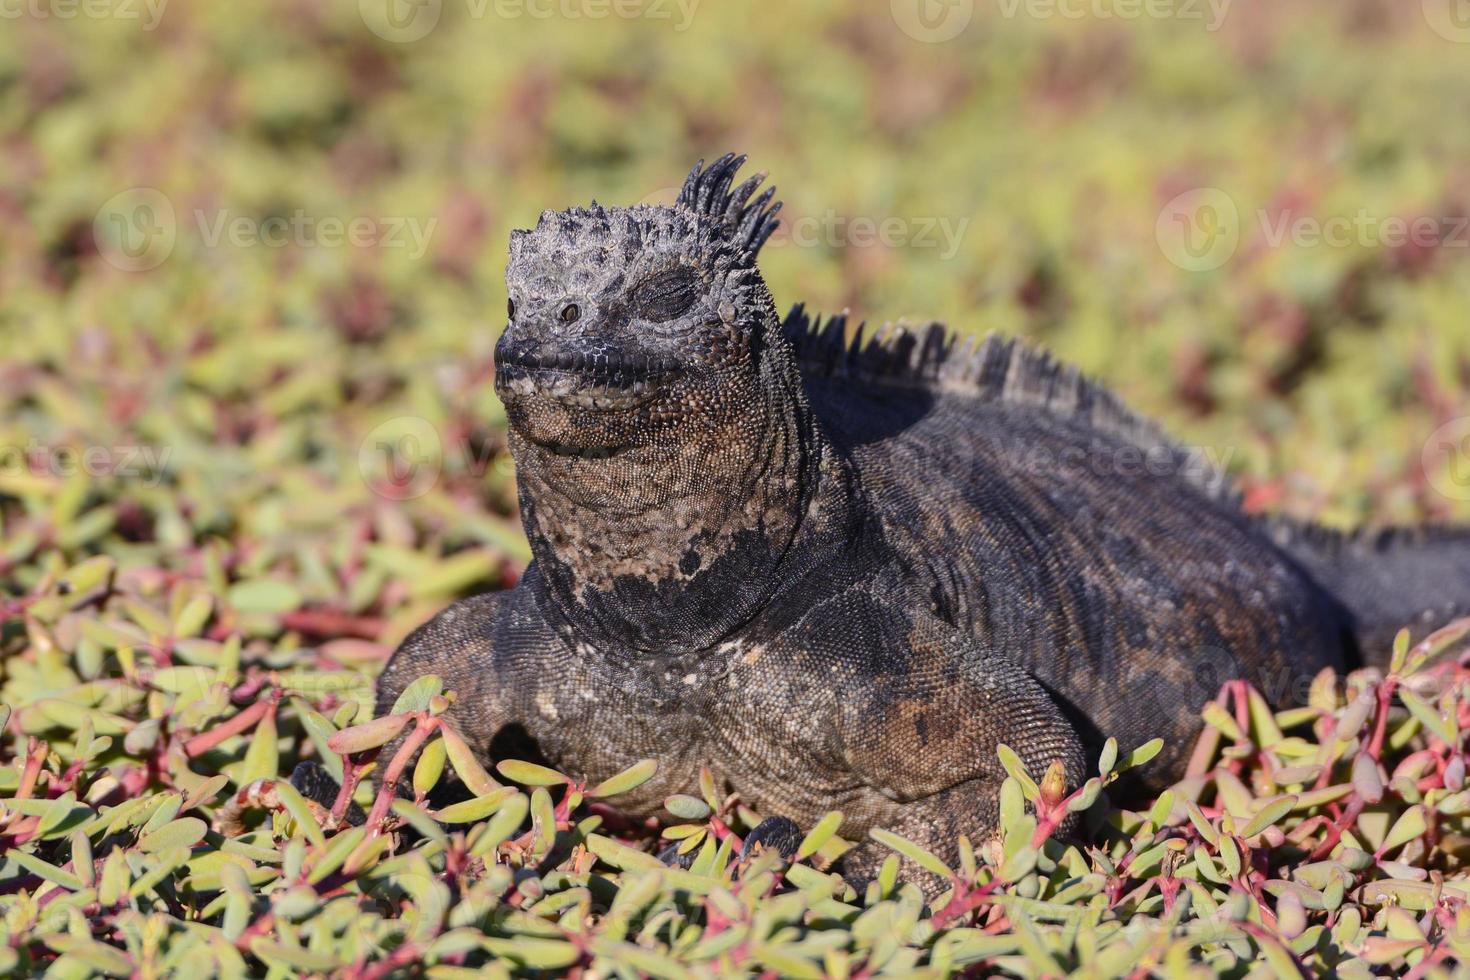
left=2, top=0, right=1470, bottom=645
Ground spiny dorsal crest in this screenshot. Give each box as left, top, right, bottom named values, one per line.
left=676, top=153, right=782, bottom=265
left=781, top=304, right=1241, bottom=507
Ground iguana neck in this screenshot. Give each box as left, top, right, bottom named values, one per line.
left=512, top=343, right=858, bottom=655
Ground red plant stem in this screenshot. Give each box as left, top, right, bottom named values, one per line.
left=554, top=782, right=586, bottom=822
left=1402, top=946, right=1448, bottom=980
left=1368, top=679, right=1398, bottom=760
left=1029, top=793, right=1079, bottom=848
left=932, top=879, right=1001, bottom=928
left=8, top=815, right=42, bottom=845
left=16, top=738, right=45, bottom=800
left=183, top=699, right=272, bottom=758
left=355, top=943, right=424, bottom=980
left=365, top=715, right=438, bottom=831
left=0, top=596, right=39, bottom=619
left=232, top=913, right=276, bottom=952
left=1309, top=797, right=1366, bottom=861
left=708, top=815, right=743, bottom=851
left=230, top=675, right=271, bottom=703
left=57, top=757, right=87, bottom=791
left=1230, top=680, right=1250, bottom=733
left=331, top=755, right=362, bottom=824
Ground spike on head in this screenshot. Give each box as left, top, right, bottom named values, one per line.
left=676, top=153, right=782, bottom=263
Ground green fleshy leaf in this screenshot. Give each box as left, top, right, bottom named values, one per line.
left=496, top=759, right=568, bottom=786
left=434, top=787, right=518, bottom=824
left=796, top=811, right=844, bottom=861
left=588, top=759, right=657, bottom=799
left=137, top=817, right=208, bottom=853
left=391, top=675, right=444, bottom=715
left=996, top=744, right=1039, bottom=801
left=869, top=828, right=952, bottom=879
left=226, top=579, right=302, bottom=614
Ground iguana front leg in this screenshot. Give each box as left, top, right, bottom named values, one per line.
left=372, top=592, right=524, bottom=797
left=778, top=590, right=1086, bottom=891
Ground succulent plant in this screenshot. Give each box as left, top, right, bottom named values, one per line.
left=5, top=3, right=1470, bottom=975
left=4, top=540, right=1470, bottom=976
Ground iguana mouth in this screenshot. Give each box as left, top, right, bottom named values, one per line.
left=495, top=345, right=682, bottom=411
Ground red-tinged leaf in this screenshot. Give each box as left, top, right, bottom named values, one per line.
left=327, top=714, right=411, bottom=755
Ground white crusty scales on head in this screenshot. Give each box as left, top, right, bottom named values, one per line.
left=351, top=153, right=1470, bottom=890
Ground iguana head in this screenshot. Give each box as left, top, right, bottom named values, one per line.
left=493, top=155, right=844, bottom=654
left=495, top=153, right=782, bottom=456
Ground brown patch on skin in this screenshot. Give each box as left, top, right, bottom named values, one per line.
left=886, top=697, right=936, bottom=753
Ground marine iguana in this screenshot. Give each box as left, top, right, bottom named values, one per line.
left=372, top=153, right=1470, bottom=885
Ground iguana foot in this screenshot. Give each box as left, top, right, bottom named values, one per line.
left=655, top=841, right=697, bottom=869
left=738, top=815, right=803, bottom=862
left=289, top=761, right=365, bottom=827
left=657, top=816, right=803, bottom=871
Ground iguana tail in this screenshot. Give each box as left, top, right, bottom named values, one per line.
left=1265, top=519, right=1470, bottom=666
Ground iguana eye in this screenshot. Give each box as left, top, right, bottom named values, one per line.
left=560, top=303, right=581, bottom=324
left=507, top=297, right=516, bottom=318
left=632, top=267, right=697, bottom=322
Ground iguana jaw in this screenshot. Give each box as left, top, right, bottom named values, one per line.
left=494, top=340, right=682, bottom=414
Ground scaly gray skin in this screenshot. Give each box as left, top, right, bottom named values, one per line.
left=375, top=154, right=1470, bottom=887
